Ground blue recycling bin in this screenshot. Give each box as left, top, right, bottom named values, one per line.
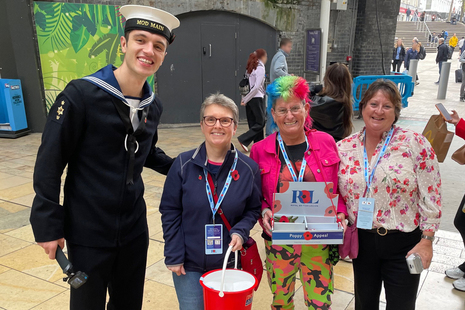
left=0, top=79, right=30, bottom=138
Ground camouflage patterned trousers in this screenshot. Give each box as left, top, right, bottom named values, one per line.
left=265, top=241, right=333, bottom=310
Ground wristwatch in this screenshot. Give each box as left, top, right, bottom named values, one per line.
left=421, top=234, right=435, bottom=242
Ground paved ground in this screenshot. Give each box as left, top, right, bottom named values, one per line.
left=1, top=52, right=465, bottom=309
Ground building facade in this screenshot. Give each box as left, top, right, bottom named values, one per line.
left=1, top=0, right=401, bottom=128
left=421, top=0, right=463, bottom=13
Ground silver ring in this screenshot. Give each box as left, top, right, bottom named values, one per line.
left=124, top=134, right=139, bottom=153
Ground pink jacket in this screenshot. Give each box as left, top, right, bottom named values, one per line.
left=250, top=130, right=348, bottom=235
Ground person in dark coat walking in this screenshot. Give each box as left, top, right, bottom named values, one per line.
left=436, top=38, right=449, bottom=84
left=392, top=38, right=406, bottom=72
left=414, top=39, right=427, bottom=85
left=30, top=5, right=179, bottom=310
left=160, top=93, right=261, bottom=310
left=404, top=40, right=419, bottom=75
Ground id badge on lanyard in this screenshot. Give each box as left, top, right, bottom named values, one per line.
left=205, top=224, right=223, bottom=255
left=356, top=127, right=394, bottom=230
left=357, top=198, right=375, bottom=229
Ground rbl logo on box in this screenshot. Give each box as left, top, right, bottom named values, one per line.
left=291, top=190, right=319, bottom=204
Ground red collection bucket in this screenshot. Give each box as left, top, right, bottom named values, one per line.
left=200, top=246, right=258, bottom=310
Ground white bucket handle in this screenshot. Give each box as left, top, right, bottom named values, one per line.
left=219, top=245, right=238, bottom=297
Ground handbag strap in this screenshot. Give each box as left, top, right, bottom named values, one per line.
left=307, top=131, right=340, bottom=223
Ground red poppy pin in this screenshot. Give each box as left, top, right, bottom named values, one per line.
left=198, top=175, right=202, bottom=180
left=231, top=170, right=240, bottom=181
left=304, top=231, right=313, bottom=240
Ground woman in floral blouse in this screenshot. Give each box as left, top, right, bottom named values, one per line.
left=337, top=80, right=441, bottom=310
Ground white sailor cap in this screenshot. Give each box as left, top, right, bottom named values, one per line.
left=120, top=5, right=180, bottom=44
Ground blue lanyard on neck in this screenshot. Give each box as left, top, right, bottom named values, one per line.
left=363, top=127, right=395, bottom=196
left=204, top=151, right=238, bottom=220
left=277, top=133, right=309, bottom=182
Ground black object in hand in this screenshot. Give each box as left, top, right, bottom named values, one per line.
left=56, top=246, right=88, bottom=289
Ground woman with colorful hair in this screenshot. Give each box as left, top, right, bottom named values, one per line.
left=310, top=63, right=354, bottom=141
left=238, top=49, right=267, bottom=152
left=250, top=76, right=347, bottom=310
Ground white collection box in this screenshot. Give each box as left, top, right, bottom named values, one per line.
left=272, top=181, right=344, bottom=245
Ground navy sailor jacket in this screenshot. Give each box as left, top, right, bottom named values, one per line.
left=30, top=65, right=173, bottom=247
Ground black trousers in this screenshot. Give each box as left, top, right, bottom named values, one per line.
left=353, top=228, right=422, bottom=310
left=238, top=97, right=265, bottom=147
left=392, top=60, right=402, bottom=72
left=67, top=232, right=149, bottom=310
left=454, top=194, right=465, bottom=271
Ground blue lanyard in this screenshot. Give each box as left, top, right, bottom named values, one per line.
left=204, top=151, right=238, bottom=221
left=363, top=127, right=395, bottom=196
left=277, top=133, right=309, bottom=182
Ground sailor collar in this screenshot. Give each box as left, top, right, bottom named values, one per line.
left=82, top=64, right=155, bottom=110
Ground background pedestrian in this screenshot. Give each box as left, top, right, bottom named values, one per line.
left=392, top=38, right=406, bottom=72
left=266, top=38, right=292, bottom=136
left=238, top=49, right=267, bottom=152
left=435, top=38, right=449, bottom=84
left=459, top=51, right=465, bottom=102
left=310, top=63, right=354, bottom=141
left=450, top=33, right=459, bottom=52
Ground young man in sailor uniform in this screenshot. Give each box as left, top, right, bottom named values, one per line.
left=30, top=5, right=179, bottom=309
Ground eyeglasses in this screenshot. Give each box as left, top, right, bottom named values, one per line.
left=203, top=116, right=235, bottom=127
left=274, top=106, right=304, bottom=116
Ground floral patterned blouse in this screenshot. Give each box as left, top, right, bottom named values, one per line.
left=337, top=126, right=442, bottom=232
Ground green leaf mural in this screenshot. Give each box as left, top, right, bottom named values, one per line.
left=34, top=2, right=155, bottom=113
left=70, top=25, right=90, bottom=53
left=88, top=33, right=120, bottom=65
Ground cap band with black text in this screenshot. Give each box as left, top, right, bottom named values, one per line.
left=125, top=18, right=175, bottom=44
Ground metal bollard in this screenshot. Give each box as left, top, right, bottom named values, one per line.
left=408, top=59, right=419, bottom=82
left=437, top=61, right=451, bottom=99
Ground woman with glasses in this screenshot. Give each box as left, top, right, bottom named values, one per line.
left=160, top=93, right=261, bottom=310
left=250, top=76, right=347, bottom=310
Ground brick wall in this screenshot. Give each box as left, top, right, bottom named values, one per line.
left=327, top=0, right=359, bottom=71
left=352, top=0, right=402, bottom=77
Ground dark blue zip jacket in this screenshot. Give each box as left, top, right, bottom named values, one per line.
left=160, top=143, right=261, bottom=273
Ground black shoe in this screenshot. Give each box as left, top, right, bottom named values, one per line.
left=434, top=81, right=439, bottom=85
left=460, top=98, right=465, bottom=102
left=238, top=139, right=249, bottom=153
